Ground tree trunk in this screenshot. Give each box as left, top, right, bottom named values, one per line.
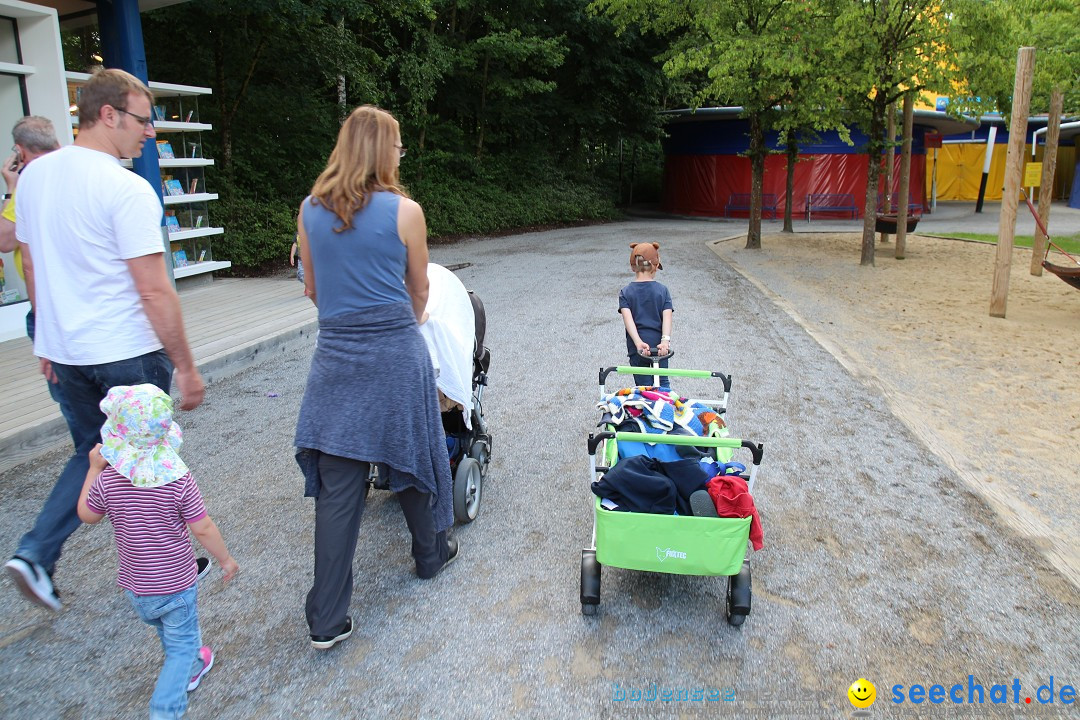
left=337, top=17, right=347, bottom=123
left=214, top=33, right=231, bottom=177
left=860, top=95, right=888, bottom=265
left=895, top=93, right=914, bottom=259
left=745, top=113, right=765, bottom=249
left=880, top=102, right=895, bottom=244
left=476, top=53, right=489, bottom=159
left=783, top=136, right=797, bottom=233
left=1030, top=89, right=1063, bottom=276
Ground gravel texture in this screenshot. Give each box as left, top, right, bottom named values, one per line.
left=0, top=218, right=1077, bottom=719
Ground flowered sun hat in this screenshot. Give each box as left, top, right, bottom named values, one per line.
left=99, top=384, right=188, bottom=488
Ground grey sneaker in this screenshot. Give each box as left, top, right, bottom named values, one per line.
left=5, top=556, right=61, bottom=611
left=690, top=489, right=719, bottom=518
left=195, top=557, right=211, bottom=582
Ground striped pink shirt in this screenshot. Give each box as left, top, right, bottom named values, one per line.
left=85, top=466, right=207, bottom=596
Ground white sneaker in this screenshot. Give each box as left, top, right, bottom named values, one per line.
left=5, top=556, right=61, bottom=611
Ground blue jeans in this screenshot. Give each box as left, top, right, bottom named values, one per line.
left=127, top=584, right=202, bottom=720
left=14, top=349, right=172, bottom=574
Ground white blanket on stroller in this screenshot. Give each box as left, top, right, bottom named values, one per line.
left=420, top=263, right=475, bottom=428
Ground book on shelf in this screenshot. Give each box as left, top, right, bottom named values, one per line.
left=172, top=249, right=188, bottom=267
left=156, top=141, right=175, bottom=159
left=153, top=105, right=166, bottom=121
left=188, top=178, right=199, bottom=195
left=164, top=179, right=185, bottom=196
left=185, top=110, right=194, bottom=123
left=195, top=215, right=204, bottom=228
left=164, top=214, right=181, bottom=233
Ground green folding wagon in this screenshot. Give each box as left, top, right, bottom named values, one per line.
left=580, top=361, right=764, bottom=626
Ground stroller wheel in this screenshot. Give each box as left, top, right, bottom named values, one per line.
left=453, top=457, right=482, bottom=524
left=468, top=438, right=490, bottom=477
left=726, top=558, right=752, bottom=626
left=580, top=549, right=601, bottom=615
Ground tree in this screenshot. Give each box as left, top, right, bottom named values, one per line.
left=593, top=0, right=840, bottom=249
left=827, top=0, right=1009, bottom=264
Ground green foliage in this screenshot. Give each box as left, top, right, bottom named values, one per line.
left=133, top=0, right=667, bottom=272
left=410, top=154, right=622, bottom=238
left=211, top=185, right=297, bottom=275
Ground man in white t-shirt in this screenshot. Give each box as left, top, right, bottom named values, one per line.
left=6, top=68, right=205, bottom=612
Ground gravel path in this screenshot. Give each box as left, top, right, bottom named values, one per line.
left=0, top=219, right=1076, bottom=719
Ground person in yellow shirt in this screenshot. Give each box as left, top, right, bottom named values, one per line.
left=1, top=116, right=61, bottom=296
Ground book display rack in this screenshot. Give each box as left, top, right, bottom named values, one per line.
left=66, top=73, right=230, bottom=281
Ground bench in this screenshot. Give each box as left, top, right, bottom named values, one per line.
left=877, top=194, right=923, bottom=217
left=725, top=193, right=778, bottom=219
left=806, top=193, right=858, bottom=221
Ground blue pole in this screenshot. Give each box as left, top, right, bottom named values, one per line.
left=96, top=0, right=163, bottom=206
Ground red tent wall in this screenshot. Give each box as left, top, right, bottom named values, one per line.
left=663, top=153, right=927, bottom=218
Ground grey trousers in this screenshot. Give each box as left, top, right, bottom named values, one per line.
left=306, top=453, right=448, bottom=637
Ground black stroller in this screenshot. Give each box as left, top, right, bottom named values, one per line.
left=370, top=277, right=492, bottom=525
left=441, top=291, right=492, bottom=522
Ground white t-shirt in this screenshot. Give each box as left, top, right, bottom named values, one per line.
left=16, top=145, right=166, bottom=365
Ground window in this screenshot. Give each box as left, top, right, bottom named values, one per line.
left=0, top=17, right=28, bottom=308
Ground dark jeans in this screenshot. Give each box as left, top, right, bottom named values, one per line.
left=26, top=310, right=77, bottom=444
left=306, top=453, right=447, bottom=637
left=14, top=348, right=172, bottom=574
left=629, top=353, right=670, bottom=388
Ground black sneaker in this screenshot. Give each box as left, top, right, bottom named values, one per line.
left=310, top=617, right=353, bottom=650
left=443, top=537, right=459, bottom=569
left=5, top=556, right=61, bottom=611
left=417, top=538, right=459, bottom=580
left=195, top=557, right=211, bottom=582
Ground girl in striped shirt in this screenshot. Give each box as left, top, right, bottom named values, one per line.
left=78, top=384, right=238, bottom=720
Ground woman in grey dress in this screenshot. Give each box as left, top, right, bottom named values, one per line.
left=294, top=105, right=456, bottom=651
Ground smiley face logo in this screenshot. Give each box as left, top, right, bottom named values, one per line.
left=848, top=678, right=876, bottom=709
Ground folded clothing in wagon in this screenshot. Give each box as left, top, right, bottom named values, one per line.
left=597, top=387, right=726, bottom=437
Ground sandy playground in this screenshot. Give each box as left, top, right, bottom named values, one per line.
left=710, top=231, right=1080, bottom=589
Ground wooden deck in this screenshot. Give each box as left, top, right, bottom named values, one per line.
left=0, top=277, right=317, bottom=474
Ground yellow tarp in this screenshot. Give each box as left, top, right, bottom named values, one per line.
left=927, top=144, right=1076, bottom=202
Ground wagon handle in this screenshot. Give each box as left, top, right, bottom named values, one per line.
left=587, top=431, right=763, bottom=466
left=598, top=366, right=732, bottom=391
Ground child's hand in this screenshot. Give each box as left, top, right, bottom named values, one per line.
left=220, top=555, right=239, bottom=583
left=88, top=443, right=107, bottom=472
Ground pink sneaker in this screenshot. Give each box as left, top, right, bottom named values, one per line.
left=187, top=646, right=214, bottom=691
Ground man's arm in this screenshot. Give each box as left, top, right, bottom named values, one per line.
left=126, top=253, right=205, bottom=410
left=16, top=240, right=57, bottom=382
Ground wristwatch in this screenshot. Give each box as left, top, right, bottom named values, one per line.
left=661, top=335, right=671, bottom=342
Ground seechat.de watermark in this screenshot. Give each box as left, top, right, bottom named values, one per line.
left=890, top=675, right=1075, bottom=707
left=611, top=682, right=735, bottom=703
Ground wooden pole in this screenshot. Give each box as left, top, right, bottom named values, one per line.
left=1030, top=89, right=1063, bottom=276
left=990, top=46, right=1035, bottom=318
left=895, top=93, right=914, bottom=259
left=880, top=102, right=896, bottom=244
